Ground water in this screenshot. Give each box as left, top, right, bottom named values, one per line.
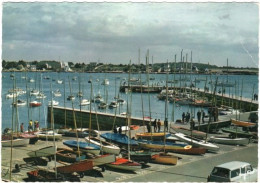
left=2, top=72, right=258, bottom=132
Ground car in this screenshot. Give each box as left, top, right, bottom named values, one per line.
left=207, top=161, right=257, bottom=182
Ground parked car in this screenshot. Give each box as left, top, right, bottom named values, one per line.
left=207, top=161, right=257, bottom=182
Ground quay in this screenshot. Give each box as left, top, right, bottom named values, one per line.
left=119, top=85, right=258, bottom=111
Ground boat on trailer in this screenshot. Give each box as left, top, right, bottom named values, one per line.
left=106, top=157, right=142, bottom=171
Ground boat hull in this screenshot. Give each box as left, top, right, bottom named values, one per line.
left=171, top=126, right=207, bottom=139
left=209, top=136, right=249, bottom=146
left=63, top=140, right=100, bottom=155
left=151, top=153, right=178, bottom=165
left=135, top=132, right=167, bottom=141
left=106, top=158, right=141, bottom=171
left=56, top=148, right=86, bottom=163
left=57, top=159, right=93, bottom=174
left=138, top=140, right=192, bottom=151
left=27, top=146, right=56, bottom=158
left=231, top=119, right=256, bottom=127
left=2, top=138, right=29, bottom=147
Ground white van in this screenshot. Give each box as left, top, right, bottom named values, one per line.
left=207, top=161, right=257, bottom=182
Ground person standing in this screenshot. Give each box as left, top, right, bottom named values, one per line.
left=146, top=123, right=151, bottom=133
left=113, top=125, right=118, bottom=133
left=153, top=119, right=157, bottom=132
left=157, top=119, right=161, bottom=132
left=202, top=110, right=205, bottom=123
left=35, top=121, right=39, bottom=131
left=28, top=120, right=33, bottom=132
left=164, top=118, right=168, bottom=132
left=197, top=110, right=201, bottom=123
left=20, top=123, right=24, bottom=133
left=118, top=126, right=122, bottom=134
left=182, top=112, right=186, bottom=123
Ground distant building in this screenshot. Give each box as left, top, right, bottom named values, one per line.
left=45, top=63, right=52, bottom=69
left=60, top=62, right=72, bottom=72
left=30, top=65, right=36, bottom=71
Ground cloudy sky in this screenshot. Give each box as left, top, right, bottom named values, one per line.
left=2, top=2, right=259, bottom=67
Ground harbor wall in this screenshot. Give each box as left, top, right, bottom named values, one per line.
left=47, top=106, right=151, bottom=130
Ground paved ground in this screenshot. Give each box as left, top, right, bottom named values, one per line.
left=1, top=133, right=258, bottom=182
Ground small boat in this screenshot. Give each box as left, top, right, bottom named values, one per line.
left=63, top=140, right=100, bottom=155
left=29, top=101, right=42, bottom=107
left=12, top=99, right=26, bottom=106
left=80, top=99, right=90, bottom=106
left=56, top=148, right=86, bottom=163
left=101, top=79, right=109, bottom=85
left=29, top=78, right=35, bottom=83
left=27, top=169, right=80, bottom=182
left=6, top=93, right=18, bottom=99
left=57, top=159, right=93, bottom=175
left=106, top=157, right=141, bottom=171
left=138, top=140, right=192, bottom=152
left=72, top=76, right=77, bottom=81
left=1, top=137, right=29, bottom=147
left=135, top=132, right=168, bottom=141
left=93, top=94, right=104, bottom=103
left=169, top=147, right=207, bottom=155
left=209, top=136, right=249, bottom=146
left=151, top=152, right=178, bottom=165
left=109, top=101, right=119, bottom=108
left=221, top=126, right=257, bottom=139
left=36, top=92, right=46, bottom=99
left=63, top=128, right=96, bottom=138
left=67, top=95, right=75, bottom=100
left=53, top=90, right=62, bottom=97
left=85, top=136, right=121, bottom=155
left=57, top=79, right=63, bottom=84
left=44, top=76, right=50, bottom=80
left=35, top=130, right=62, bottom=140
left=30, top=89, right=39, bottom=96
left=174, top=133, right=220, bottom=152
left=48, top=100, right=59, bottom=106
left=57, top=127, right=72, bottom=134
left=98, top=102, right=107, bottom=109
left=122, top=150, right=153, bottom=164
left=117, top=98, right=125, bottom=104
left=171, top=126, right=207, bottom=139
left=19, top=132, right=39, bottom=144
left=100, top=133, right=139, bottom=146
left=90, top=154, right=116, bottom=166
left=231, top=118, right=256, bottom=127
left=77, top=91, right=83, bottom=97
left=27, top=146, right=56, bottom=158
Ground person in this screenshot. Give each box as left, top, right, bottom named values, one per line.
left=223, top=88, right=225, bottom=94
left=34, top=120, right=38, bottom=131
left=35, top=121, right=39, bottom=131
left=186, top=112, right=190, bottom=123
left=28, top=120, right=33, bottom=132
left=256, top=94, right=258, bottom=101
left=20, top=123, right=24, bottom=133
left=164, top=118, right=168, bottom=131
left=118, top=126, right=122, bottom=134
left=146, top=123, right=151, bottom=133
left=182, top=112, right=186, bottom=123
left=202, top=110, right=205, bottom=123
left=218, top=89, right=221, bottom=94
left=197, top=110, right=201, bottom=123
left=157, top=119, right=161, bottom=132
left=113, top=125, right=118, bottom=133
left=153, top=119, right=157, bottom=132
left=190, top=117, right=195, bottom=130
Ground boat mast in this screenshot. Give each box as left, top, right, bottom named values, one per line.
left=163, top=60, right=169, bottom=153
left=146, top=50, right=153, bottom=138
left=139, top=48, right=145, bottom=132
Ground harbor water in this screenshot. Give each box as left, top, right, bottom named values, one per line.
left=1, top=72, right=258, bottom=132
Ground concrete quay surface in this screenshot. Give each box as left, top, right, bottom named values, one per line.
left=1, top=133, right=258, bottom=182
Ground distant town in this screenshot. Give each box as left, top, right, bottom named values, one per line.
left=2, top=60, right=258, bottom=75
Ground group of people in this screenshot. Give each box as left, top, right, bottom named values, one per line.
left=150, top=118, right=168, bottom=133
left=196, top=110, right=206, bottom=123
left=182, top=112, right=191, bottom=123
left=25, top=120, right=40, bottom=132
left=181, top=110, right=206, bottom=125
left=253, top=93, right=258, bottom=101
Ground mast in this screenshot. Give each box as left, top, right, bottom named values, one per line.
left=163, top=60, right=169, bottom=153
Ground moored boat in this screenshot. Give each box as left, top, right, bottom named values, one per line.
left=12, top=99, right=26, bottom=106
left=67, top=95, right=75, bottom=100
left=53, top=90, right=62, bottom=97
left=151, top=152, right=178, bottom=165
left=48, top=100, right=59, bottom=106
left=80, top=99, right=90, bottom=106
left=108, top=101, right=119, bottom=108
left=174, top=133, right=220, bottom=152
left=106, top=157, right=142, bottom=171
left=63, top=140, right=100, bottom=155
left=209, top=136, right=249, bottom=146
left=29, top=101, right=42, bottom=107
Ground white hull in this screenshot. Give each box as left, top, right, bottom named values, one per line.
left=85, top=137, right=120, bottom=155
left=36, top=131, right=62, bottom=140
left=2, top=138, right=29, bottom=147
left=209, top=136, right=249, bottom=146
left=174, top=133, right=219, bottom=152
left=27, top=146, right=56, bottom=157
left=91, top=154, right=116, bottom=166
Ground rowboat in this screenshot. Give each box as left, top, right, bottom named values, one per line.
left=27, top=146, right=56, bottom=158
left=63, top=140, right=100, bottom=155
left=12, top=99, right=26, bottom=106
left=231, top=118, right=256, bottom=127
left=56, top=148, right=86, bottom=163
left=1, top=138, right=29, bottom=147
left=135, top=132, right=168, bottom=141
left=151, top=152, right=178, bottom=165
left=80, top=99, right=90, bottom=106
left=85, top=136, right=121, bottom=155
left=174, top=133, right=220, bottom=152
left=171, top=126, right=207, bottom=139
left=138, top=140, right=192, bottom=152
left=106, top=158, right=142, bottom=171
left=209, top=136, right=249, bottom=146
left=100, top=133, right=139, bottom=146
left=27, top=169, right=80, bottom=182
left=221, top=127, right=257, bottom=139
left=64, top=128, right=97, bottom=138
left=29, top=101, right=42, bottom=107
left=56, top=159, right=93, bottom=175
left=36, top=131, right=62, bottom=141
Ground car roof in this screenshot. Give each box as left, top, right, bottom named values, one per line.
left=215, top=161, right=250, bottom=170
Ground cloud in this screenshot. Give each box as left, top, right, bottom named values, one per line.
left=2, top=2, right=259, bottom=67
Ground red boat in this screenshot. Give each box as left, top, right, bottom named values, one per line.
left=29, top=101, right=42, bottom=107
left=56, top=159, right=93, bottom=177
left=106, top=158, right=141, bottom=171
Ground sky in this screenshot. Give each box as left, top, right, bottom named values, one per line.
left=2, top=2, right=259, bottom=67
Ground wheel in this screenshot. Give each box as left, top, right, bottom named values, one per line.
left=79, top=172, right=84, bottom=178
left=101, top=166, right=106, bottom=172
left=15, top=164, right=20, bottom=170
left=48, top=156, right=52, bottom=162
